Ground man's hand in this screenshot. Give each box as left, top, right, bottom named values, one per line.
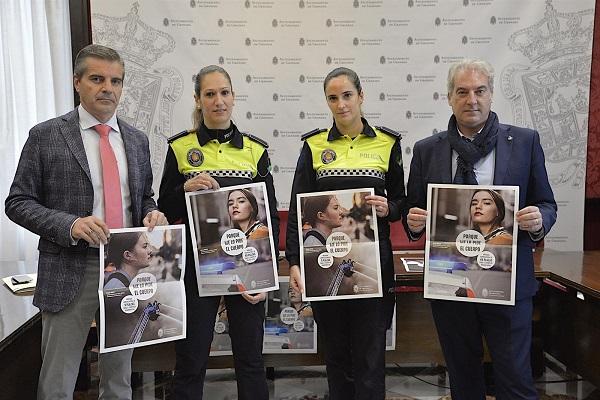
left=183, top=173, right=220, bottom=192
left=407, top=207, right=428, bottom=233
left=289, top=264, right=304, bottom=294
left=516, top=206, right=543, bottom=233
left=72, top=216, right=109, bottom=245
left=143, top=210, right=168, bottom=231
left=241, top=292, right=266, bottom=304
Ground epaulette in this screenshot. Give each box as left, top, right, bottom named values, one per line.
left=375, top=126, right=402, bottom=139
left=301, top=128, right=327, bottom=141
left=167, top=130, right=193, bottom=143
left=242, top=132, right=269, bottom=148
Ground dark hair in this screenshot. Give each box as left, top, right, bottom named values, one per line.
left=73, top=44, right=124, bottom=79
left=302, top=195, right=334, bottom=227
left=106, top=232, right=144, bottom=269
left=228, top=189, right=259, bottom=228
left=192, top=65, right=233, bottom=129
left=470, top=189, right=505, bottom=231
left=323, top=67, right=362, bottom=94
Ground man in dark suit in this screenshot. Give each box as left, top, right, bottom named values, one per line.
left=5, top=44, right=166, bottom=399
left=404, top=59, right=557, bottom=400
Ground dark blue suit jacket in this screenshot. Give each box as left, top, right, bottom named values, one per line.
left=406, top=122, right=557, bottom=299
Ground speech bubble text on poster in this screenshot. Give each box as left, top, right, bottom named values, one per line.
left=293, top=319, right=305, bottom=332
left=214, top=321, right=226, bottom=334
left=477, top=251, right=496, bottom=269
left=221, top=229, right=247, bottom=256
left=318, top=252, right=334, bottom=268
left=326, top=232, right=352, bottom=258
left=120, top=295, right=139, bottom=313
left=242, top=246, right=258, bottom=263
left=129, top=272, right=157, bottom=301
left=455, top=230, right=485, bottom=257
left=280, top=307, right=298, bottom=325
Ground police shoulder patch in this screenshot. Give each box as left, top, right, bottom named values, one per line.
left=301, top=128, right=327, bottom=141
left=167, top=129, right=193, bottom=143
left=320, top=149, right=337, bottom=164
left=242, top=132, right=269, bottom=148
left=186, top=148, right=204, bottom=167
left=375, top=126, right=402, bottom=139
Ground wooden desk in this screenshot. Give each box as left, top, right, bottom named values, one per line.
left=533, top=250, right=600, bottom=388
left=0, top=261, right=41, bottom=400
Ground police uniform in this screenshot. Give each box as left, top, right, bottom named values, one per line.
left=158, top=122, right=278, bottom=400
left=285, top=118, right=406, bottom=400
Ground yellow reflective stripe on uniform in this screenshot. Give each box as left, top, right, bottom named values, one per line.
left=169, top=131, right=263, bottom=178
left=306, top=127, right=395, bottom=177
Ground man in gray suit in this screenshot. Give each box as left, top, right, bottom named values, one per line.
left=5, top=44, right=167, bottom=399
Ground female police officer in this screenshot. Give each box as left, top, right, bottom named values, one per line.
left=285, top=67, right=406, bottom=400
left=158, top=65, right=278, bottom=400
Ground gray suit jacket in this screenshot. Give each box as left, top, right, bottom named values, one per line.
left=5, top=109, right=157, bottom=312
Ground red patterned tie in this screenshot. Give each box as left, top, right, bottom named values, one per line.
left=93, top=124, right=123, bottom=228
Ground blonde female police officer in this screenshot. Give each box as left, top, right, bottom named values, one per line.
left=286, top=67, right=406, bottom=400
left=158, top=65, right=278, bottom=400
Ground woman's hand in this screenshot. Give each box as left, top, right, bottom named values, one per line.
left=143, top=210, right=168, bottom=231
left=289, top=264, right=304, bottom=294
left=183, top=173, right=220, bottom=192
left=365, top=195, right=389, bottom=218
left=241, top=292, right=266, bottom=304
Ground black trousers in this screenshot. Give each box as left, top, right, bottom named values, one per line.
left=311, top=295, right=395, bottom=400
left=172, top=294, right=268, bottom=400
left=431, top=298, right=537, bottom=400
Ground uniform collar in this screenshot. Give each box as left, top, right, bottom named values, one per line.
left=328, top=117, right=376, bottom=141
left=197, top=121, right=244, bottom=149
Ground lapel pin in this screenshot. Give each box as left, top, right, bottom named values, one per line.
left=507, top=135, right=513, bottom=141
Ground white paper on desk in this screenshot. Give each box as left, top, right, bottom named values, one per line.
left=210, top=276, right=319, bottom=356
left=385, top=304, right=396, bottom=351
left=2, top=273, right=37, bottom=294
left=401, top=258, right=424, bottom=273
left=209, top=297, right=233, bottom=356
left=424, top=184, right=518, bottom=306
left=98, top=225, right=187, bottom=353
left=263, top=276, right=317, bottom=354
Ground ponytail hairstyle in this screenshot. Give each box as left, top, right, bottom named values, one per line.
left=192, top=65, right=233, bottom=130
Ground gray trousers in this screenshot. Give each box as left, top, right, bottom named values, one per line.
left=37, top=255, right=133, bottom=400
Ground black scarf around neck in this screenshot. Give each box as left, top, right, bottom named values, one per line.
left=448, top=111, right=499, bottom=185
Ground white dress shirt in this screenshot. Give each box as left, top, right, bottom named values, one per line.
left=78, top=105, right=133, bottom=228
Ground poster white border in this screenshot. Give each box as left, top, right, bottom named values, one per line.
left=297, top=188, right=383, bottom=302
left=185, top=182, right=279, bottom=296
left=98, top=224, right=187, bottom=353
left=424, top=184, right=519, bottom=306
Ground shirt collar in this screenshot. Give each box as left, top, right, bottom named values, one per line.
left=327, top=117, right=376, bottom=141
left=197, top=122, right=243, bottom=149
left=78, top=105, right=120, bottom=133
left=457, top=126, right=483, bottom=141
